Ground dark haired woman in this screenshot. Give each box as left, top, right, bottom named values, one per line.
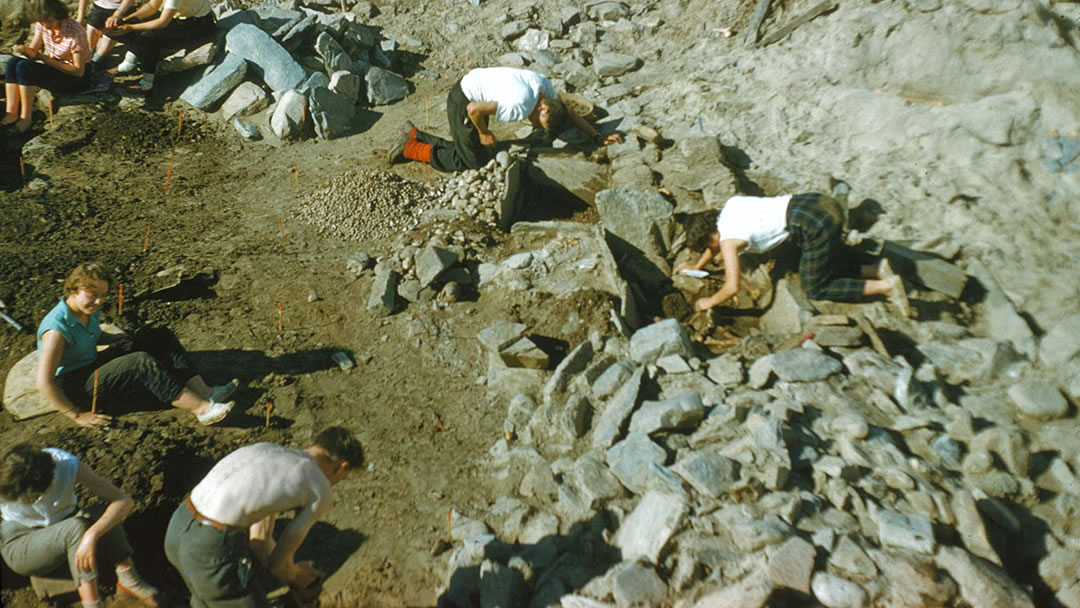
left=3, top=0, right=90, bottom=133
left=36, top=262, right=237, bottom=428
left=0, top=443, right=160, bottom=607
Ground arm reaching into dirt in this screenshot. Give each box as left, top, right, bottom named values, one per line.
left=694, top=239, right=745, bottom=311
left=36, top=330, right=111, bottom=427
left=566, top=110, right=623, bottom=146
left=267, top=505, right=324, bottom=587
left=466, top=101, right=498, bottom=146
left=74, top=462, right=133, bottom=573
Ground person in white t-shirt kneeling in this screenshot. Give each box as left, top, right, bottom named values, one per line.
left=389, top=67, right=622, bottom=172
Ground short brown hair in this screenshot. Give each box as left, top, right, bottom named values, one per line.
left=26, top=0, right=69, bottom=23
left=0, top=444, right=55, bottom=503
left=541, top=96, right=567, bottom=139
left=314, top=427, right=363, bottom=470
left=64, top=262, right=114, bottom=294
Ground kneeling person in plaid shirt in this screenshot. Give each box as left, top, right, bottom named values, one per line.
left=675, top=193, right=910, bottom=317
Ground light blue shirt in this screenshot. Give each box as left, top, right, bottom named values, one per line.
left=36, top=298, right=100, bottom=376
left=0, top=448, right=79, bottom=527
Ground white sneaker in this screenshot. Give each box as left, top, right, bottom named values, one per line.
left=138, top=74, right=155, bottom=91
left=210, top=379, right=239, bottom=403
left=116, top=51, right=138, bottom=73
left=196, top=401, right=233, bottom=425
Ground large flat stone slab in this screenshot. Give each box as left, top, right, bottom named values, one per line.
left=225, top=23, right=305, bottom=91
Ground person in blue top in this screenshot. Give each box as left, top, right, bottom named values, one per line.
left=0, top=443, right=160, bottom=607
left=36, top=261, right=237, bottom=428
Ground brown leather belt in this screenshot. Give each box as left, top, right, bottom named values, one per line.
left=185, top=494, right=241, bottom=532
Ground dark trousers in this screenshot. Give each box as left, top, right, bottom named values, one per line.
left=786, top=193, right=865, bottom=301
left=110, top=14, right=215, bottom=74
left=416, top=80, right=493, bottom=173
left=57, top=327, right=198, bottom=413
left=1, top=507, right=133, bottom=583
left=5, top=57, right=89, bottom=93
left=164, top=502, right=257, bottom=608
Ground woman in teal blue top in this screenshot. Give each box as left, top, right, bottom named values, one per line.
left=35, top=262, right=237, bottom=427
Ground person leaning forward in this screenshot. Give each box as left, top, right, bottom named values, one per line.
left=164, top=427, right=363, bottom=607
left=388, top=66, right=622, bottom=172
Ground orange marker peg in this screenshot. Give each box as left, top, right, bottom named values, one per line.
left=91, top=369, right=99, bottom=414
left=178, top=109, right=183, bottom=135
left=466, top=55, right=472, bottom=70
left=142, top=225, right=151, bottom=253
left=265, top=401, right=272, bottom=428
left=293, top=161, right=299, bottom=185
left=446, top=509, right=452, bottom=541
left=18, top=155, right=24, bottom=182
left=163, top=157, right=174, bottom=193
left=278, top=216, right=286, bottom=244
left=425, top=92, right=430, bottom=130
left=277, top=301, right=283, bottom=331
left=117, top=284, right=123, bottom=316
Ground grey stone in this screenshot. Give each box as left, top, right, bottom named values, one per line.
left=225, top=24, right=306, bottom=91
left=594, top=52, right=640, bottom=77
left=221, top=81, right=269, bottom=120
left=936, top=546, right=1035, bottom=608
left=309, top=86, right=355, bottom=140
left=813, top=326, right=865, bottom=347
left=634, top=462, right=685, bottom=495
left=930, top=434, right=962, bottom=468
left=299, top=71, right=330, bottom=94
left=951, top=489, right=999, bottom=565
left=519, top=459, right=558, bottom=501
left=592, top=361, right=633, bottom=400
left=613, top=491, right=686, bottom=563
left=829, top=412, right=869, bottom=439
left=416, top=246, right=459, bottom=288
left=180, top=53, right=247, bottom=110
left=628, top=392, right=704, bottom=435
left=612, top=560, right=666, bottom=608
left=560, top=393, right=591, bottom=438
left=629, top=319, right=692, bottom=364
left=731, top=516, right=794, bottom=552
left=748, top=355, right=775, bottom=388
left=279, top=15, right=315, bottom=52
left=760, top=278, right=817, bottom=334
left=157, top=42, right=216, bottom=76
left=571, top=452, right=625, bottom=508
left=868, top=548, right=957, bottom=608
left=771, top=348, right=842, bottom=382
left=328, top=70, right=362, bottom=104
left=232, top=118, right=260, bottom=140
left=1008, top=381, right=1068, bottom=420
left=545, top=341, right=594, bottom=400
left=366, top=267, right=399, bottom=315
left=397, top=279, right=421, bottom=304
left=811, top=572, right=869, bottom=608
left=365, top=67, right=410, bottom=105
left=515, top=29, right=551, bottom=52
left=314, top=31, right=352, bottom=73
left=607, top=431, right=665, bottom=494
left=767, top=536, right=816, bottom=594
left=877, top=509, right=935, bottom=554
left=501, top=338, right=549, bottom=370
left=595, top=188, right=675, bottom=261
left=671, top=451, right=740, bottom=498
left=828, top=535, right=877, bottom=582
left=480, top=559, right=524, bottom=608
left=970, top=426, right=1029, bottom=477
left=519, top=511, right=559, bottom=544
left=706, top=354, right=743, bottom=385
left=655, top=353, right=691, bottom=374
left=592, top=366, right=645, bottom=449
left=1040, top=314, right=1080, bottom=366
left=270, top=89, right=307, bottom=140
left=501, top=21, right=530, bottom=40
left=478, top=321, right=528, bottom=354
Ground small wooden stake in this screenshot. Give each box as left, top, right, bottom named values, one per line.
left=177, top=109, right=183, bottom=135
left=466, top=55, right=472, bottom=70
left=143, top=225, right=151, bottom=253
left=117, top=284, right=123, bottom=316
left=277, top=302, right=283, bottom=331
left=278, top=216, right=286, bottom=244
left=446, top=509, right=452, bottom=542
left=265, top=401, right=271, bottom=428
left=91, top=370, right=99, bottom=414
left=18, top=156, right=24, bottom=183
left=163, top=157, right=174, bottom=193
left=293, top=161, right=299, bottom=185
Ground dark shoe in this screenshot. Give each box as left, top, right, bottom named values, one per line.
left=388, top=121, right=416, bottom=164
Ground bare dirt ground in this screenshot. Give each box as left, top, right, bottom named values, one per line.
left=0, top=60, right=619, bottom=607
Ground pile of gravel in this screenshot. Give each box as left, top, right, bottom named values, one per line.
left=295, top=169, right=436, bottom=241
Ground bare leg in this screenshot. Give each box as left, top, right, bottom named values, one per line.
left=863, top=278, right=892, bottom=296
left=96, top=36, right=117, bottom=58
left=16, top=84, right=37, bottom=130
left=2, top=82, right=18, bottom=123
left=87, top=26, right=102, bottom=50
left=185, top=375, right=213, bottom=399
left=171, top=387, right=213, bottom=416
left=77, top=577, right=101, bottom=607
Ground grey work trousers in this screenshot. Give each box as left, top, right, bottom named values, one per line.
left=164, top=501, right=258, bottom=608
left=0, top=508, right=133, bottom=583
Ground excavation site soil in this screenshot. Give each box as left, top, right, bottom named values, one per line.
left=0, top=95, right=616, bottom=606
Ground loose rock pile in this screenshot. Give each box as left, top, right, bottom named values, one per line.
left=294, top=169, right=435, bottom=241
left=433, top=158, right=511, bottom=228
